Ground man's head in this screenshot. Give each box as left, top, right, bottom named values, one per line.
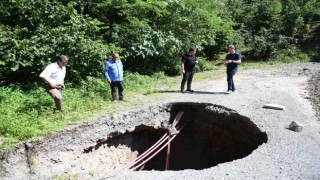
left=112, top=53, right=120, bottom=61
left=58, top=55, right=68, bottom=67
left=228, top=45, right=236, bottom=53
left=188, top=47, right=196, bottom=55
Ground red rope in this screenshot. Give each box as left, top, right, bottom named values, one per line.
left=123, top=123, right=183, bottom=170
left=104, top=111, right=185, bottom=179
left=130, top=125, right=185, bottom=171
left=166, top=135, right=171, bottom=170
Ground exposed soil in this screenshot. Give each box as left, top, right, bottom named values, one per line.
left=1, top=62, right=320, bottom=179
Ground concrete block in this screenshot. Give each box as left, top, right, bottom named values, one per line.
left=263, top=104, right=286, bottom=110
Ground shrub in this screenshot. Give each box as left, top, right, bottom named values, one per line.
left=270, top=46, right=310, bottom=63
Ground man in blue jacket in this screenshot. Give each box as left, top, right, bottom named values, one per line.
left=104, top=53, right=124, bottom=101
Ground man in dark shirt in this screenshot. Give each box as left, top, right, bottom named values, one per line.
left=225, top=45, right=241, bottom=92
left=180, top=47, right=198, bottom=93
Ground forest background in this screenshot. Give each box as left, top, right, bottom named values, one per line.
left=0, top=0, right=319, bottom=147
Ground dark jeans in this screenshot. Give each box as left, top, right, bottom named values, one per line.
left=110, top=81, right=124, bottom=100
left=227, top=68, right=237, bottom=91
left=181, top=71, right=194, bottom=91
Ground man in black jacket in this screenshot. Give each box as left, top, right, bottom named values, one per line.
left=180, top=47, right=198, bottom=93
left=225, top=45, right=241, bottom=92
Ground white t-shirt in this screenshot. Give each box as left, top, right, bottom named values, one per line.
left=39, top=62, right=66, bottom=85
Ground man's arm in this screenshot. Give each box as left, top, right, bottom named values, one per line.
left=225, top=55, right=230, bottom=65
left=104, top=62, right=111, bottom=84
left=181, top=55, right=186, bottom=74
left=181, top=62, right=185, bottom=74
left=232, top=54, right=241, bottom=64
left=39, top=66, right=60, bottom=88
left=226, top=54, right=241, bottom=64
left=40, top=76, right=60, bottom=88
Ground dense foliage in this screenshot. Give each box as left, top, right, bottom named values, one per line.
left=0, top=0, right=319, bottom=83
left=225, top=0, right=320, bottom=60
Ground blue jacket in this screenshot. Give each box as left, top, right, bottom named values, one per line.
left=104, top=59, right=124, bottom=81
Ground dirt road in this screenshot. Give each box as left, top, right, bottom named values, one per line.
left=1, top=63, right=320, bottom=179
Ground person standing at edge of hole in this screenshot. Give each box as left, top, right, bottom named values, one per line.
left=225, top=44, right=241, bottom=92
left=180, top=47, right=198, bottom=93
left=104, top=52, right=124, bottom=101
left=39, top=55, right=69, bottom=112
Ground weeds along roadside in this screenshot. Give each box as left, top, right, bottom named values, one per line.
left=0, top=61, right=273, bottom=149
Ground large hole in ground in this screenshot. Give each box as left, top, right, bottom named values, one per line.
left=85, top=102, right=268, bottom=171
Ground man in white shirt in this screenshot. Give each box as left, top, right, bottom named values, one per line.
left=39, top=55, right=68, bottom=111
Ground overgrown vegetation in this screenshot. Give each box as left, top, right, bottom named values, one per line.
left=0, top=71, right=172, bottom=147
left=1, top=0, right=319, bottom=83
left=0, top=0, right=320, bottom=147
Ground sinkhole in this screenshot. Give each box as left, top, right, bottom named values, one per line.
left=84, top=102, right=268, bottom=171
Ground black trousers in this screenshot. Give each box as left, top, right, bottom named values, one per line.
left=110, top=81, right=124, bottom=100
left=181, top=71, right=194, bottom=91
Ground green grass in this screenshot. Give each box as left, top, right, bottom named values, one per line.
left=0, top=60, right=306, bottom=149
left=0, top=72, right=170, bottom=149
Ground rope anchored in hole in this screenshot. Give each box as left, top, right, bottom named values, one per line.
left=102, top=111, right=185, bottom=179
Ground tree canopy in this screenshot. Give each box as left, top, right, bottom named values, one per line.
left=0, top=0, right=319, bottom=84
